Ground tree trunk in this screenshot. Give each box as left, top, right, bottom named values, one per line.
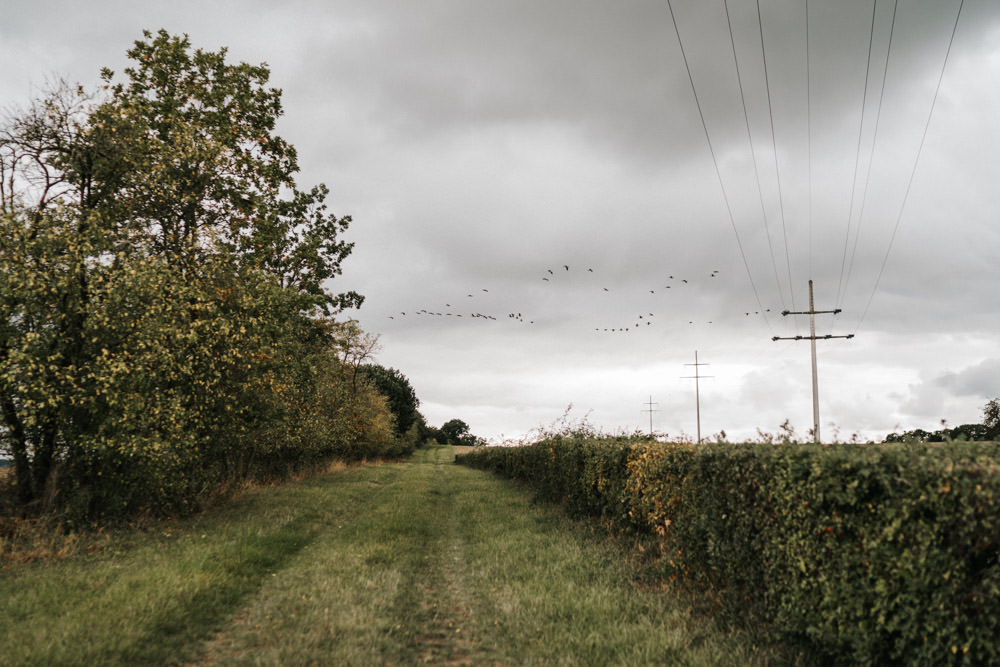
left=32, top=422, right=58, bottom=502
left=1, top=392, right=34, bottom=505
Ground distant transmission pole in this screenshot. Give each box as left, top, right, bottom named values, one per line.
left=640, top=396, right=659, bottom=436
left=772, top=280, right=854, bottom=443
left=681, top=351, right=713, bottom=444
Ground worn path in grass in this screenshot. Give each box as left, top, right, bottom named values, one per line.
left=1, top=446, right=786, bottom=665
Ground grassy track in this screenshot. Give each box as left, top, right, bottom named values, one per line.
left=1, top=446, right=789, bottom=665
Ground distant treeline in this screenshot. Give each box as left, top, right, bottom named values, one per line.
left=884, top=423, right=996, bottom=443
left=883, top=398, right=1000, bottom=444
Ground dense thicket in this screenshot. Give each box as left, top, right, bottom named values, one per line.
left=0, top=30, right=410, bottom=521
left=458, top=438, right=1000, bottom=665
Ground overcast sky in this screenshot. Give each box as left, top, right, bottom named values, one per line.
left=3, top=0, right=998, bottom=442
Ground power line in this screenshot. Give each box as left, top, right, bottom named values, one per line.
left=841, top=0, right=899, bottom=310
left=723, top=0, right=788, bottom=311
left=756, top=0, right=797, bottom=316
left=835, top=0, right=880, bottom=308
left=664, top=0, right=963, bottom=341
left=666, top=0, right=772, bottom=331
left=806, top=0, right=814, bottom=280
left=854, top=0, right=965, bottom=334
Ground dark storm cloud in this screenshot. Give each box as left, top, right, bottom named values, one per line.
left=301, top=1, right=689, bottom=162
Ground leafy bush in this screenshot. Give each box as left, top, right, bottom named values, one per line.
left=1, top=30, right=404, bottom=521
left=457, top=440, right=1000, bottom=664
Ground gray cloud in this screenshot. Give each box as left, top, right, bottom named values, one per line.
left=3, top=0, right=998, bottom=441
left=935, top=358, right=1000, bottom=398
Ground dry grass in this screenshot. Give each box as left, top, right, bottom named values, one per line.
left=0, top=464, right=110, bottom=568
left=0, top=516, right=111, bottom=567
left=451, top=446, right=476, bottom=456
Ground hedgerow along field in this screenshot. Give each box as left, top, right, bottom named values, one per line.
left=456, top=437, right=1000, bottom=665
left=0, top=445, right=799, bottom=665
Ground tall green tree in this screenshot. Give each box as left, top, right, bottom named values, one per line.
left=95, top=30, right=361, bottom=311
left=0, top=30, right=369, bottom=516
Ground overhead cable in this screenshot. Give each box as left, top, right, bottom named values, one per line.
left=835, top=0, right=880, bottom=308
left=723, top=0, right=788, bottom=312
left=667, top=0, right=772, bottom=331
left=854, top=0, right=965, bottom=334
left=755, top=0, right=797, bottom=314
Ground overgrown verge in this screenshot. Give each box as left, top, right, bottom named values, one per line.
left=457, top=437, right=1000, bottom=665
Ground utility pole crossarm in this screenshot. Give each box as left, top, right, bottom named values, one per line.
left=771, top=280, right=853, bottom=444
left=781, top=308, right=841, bottom=316
left=772, top=334, right=854, bottom=341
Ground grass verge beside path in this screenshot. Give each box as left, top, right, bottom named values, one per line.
left=1, top=446, right=791, bottom=665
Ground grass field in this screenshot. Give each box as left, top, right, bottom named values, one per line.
left=0, top=445, right=798, bottom=665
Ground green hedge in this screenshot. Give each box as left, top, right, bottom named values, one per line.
left=457, top=439, right=1000, bottom=665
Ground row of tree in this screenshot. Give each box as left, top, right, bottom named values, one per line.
left=0, top=31, right=430, bottom=522
left=883, top=398, right=1000, bottom=443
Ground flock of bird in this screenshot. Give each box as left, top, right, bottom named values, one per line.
left=385, top=264, right=771, bottom=333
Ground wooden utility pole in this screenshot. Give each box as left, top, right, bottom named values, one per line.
left=772, top=280, right=854, bottom=443
left=681, top=351, right=712, bottom=443
left=640, top=396, right=659, bottom=436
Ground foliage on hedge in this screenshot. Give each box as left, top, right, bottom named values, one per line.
left=457, top=438, right=1000, bottom=665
